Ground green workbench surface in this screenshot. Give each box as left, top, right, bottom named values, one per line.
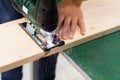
left=65, top=30, right=120, bottom=80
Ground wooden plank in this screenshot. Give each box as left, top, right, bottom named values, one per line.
left=0, top=0, right=120, bottom=72
left=0, top=18, right=44, bottom=72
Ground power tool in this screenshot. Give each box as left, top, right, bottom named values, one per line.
left=11, top=0, right=65, bottom=51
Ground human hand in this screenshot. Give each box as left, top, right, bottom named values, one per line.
left=55, top=0, right=85, bottom=40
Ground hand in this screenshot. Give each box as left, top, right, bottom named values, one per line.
left=56, top=1, right=85, bottom=40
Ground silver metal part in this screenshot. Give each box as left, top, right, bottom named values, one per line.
left=19, top=22, right=65, bottom=51
left=25, top=22, right=47, bottom=50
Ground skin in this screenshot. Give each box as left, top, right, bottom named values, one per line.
left=56, top=0, right=86, bottom=40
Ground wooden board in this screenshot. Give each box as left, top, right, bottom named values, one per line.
left=0, top=0, right=120, bottom=72
left=0, top=18, right=44, bottom=72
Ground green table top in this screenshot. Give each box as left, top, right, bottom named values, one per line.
left=65, top=30, right=120, bottom=80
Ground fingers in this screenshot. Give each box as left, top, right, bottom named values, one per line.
left=61, top=17, right=71, bottom=40
left=78, top=17, right=85, bottom=35
left=69, top=18, right=77, bottom=39
left=55, top=15, right=64, bottom=34
left=61, top=17, right=85, bottom=40
left=56, top=16, right=85, bottom=40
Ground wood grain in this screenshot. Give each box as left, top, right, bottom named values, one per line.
left=0, top=0, right=120, bottom=72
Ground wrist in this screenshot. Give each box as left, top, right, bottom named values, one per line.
left=71, top=0, right=83, bottom=7
left=60, top=0, right=79, bottom=8
left=60, top=0, right=82, bottom=7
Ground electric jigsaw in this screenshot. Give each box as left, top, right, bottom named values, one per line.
left=11, top=0, right=65, bottom=51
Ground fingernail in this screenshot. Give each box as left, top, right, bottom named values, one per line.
left=81, top=31, right=85, bottom=35
left=69, top=35, right=73, bottom=39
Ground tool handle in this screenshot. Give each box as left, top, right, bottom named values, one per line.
left=37, top=0, right=58, bottom=32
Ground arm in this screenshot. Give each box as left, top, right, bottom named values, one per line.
left=56, top=0, right=85, bottom=39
